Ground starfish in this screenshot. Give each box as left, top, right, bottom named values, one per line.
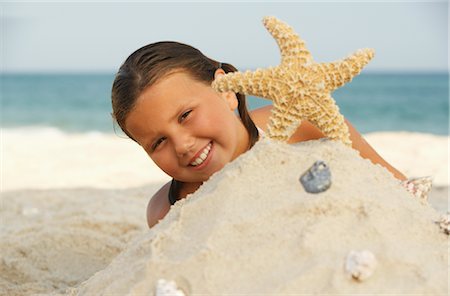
left=212, top=16, right=375, bottom=146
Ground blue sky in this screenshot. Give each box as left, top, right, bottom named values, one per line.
left=2, top=1, right=448, bottom=73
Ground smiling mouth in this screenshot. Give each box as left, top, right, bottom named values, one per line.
left=189, top=142, right=212, bottom=167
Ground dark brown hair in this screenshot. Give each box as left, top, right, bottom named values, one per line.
left=111, top=41, right=259, bottom=147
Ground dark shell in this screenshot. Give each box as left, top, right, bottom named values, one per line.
left=299, top=160, right=331, bottom=193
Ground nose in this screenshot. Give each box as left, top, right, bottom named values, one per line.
left=173, top=134, right=195, bottom=158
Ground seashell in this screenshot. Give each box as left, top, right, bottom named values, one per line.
left=435, top=213, right=449, bottom=235
left=21, top=207, right=40, bottom=216
left=400, top=176, right=433, bottom=201
left=299, top=160, right=331, bottom=193
left=155, top=279, right=185, bottom=296
left=345, top=250, right=377, bottom=281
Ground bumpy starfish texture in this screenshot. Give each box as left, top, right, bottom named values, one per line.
left=212, top=16, right=375, bottom=145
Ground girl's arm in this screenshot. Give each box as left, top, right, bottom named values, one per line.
left=147, top=181, right=203, bottom=228
left=250, top=105, right=407, bottom=181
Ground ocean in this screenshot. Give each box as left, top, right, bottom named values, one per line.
left=1, top=73, right=448, bottom=135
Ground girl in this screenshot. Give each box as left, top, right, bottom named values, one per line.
left=111, top=41, right=406, bottom=228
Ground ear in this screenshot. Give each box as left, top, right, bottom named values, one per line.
left=214, top=68, right=226, bottom=79
left=213, top=68, right=238, bottom=111
left=224, top=91, right=238, bottom=111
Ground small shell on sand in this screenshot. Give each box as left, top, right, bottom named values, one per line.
left=435, top=213, right=450, bottom=235
left=400, top=176, right=433, bottom=201
left=21, top=207, right=40, bottom=216
left=345, top=250, right=377, bottom=281
left=299, top=160, right=332, bottom=193
left=156, top=279, right=186, bottom=296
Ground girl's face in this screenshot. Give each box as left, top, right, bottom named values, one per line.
left=125, top=70, right=250, bottom=183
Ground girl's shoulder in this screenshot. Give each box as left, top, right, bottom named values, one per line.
left=249, top=105, right=272, bottom=134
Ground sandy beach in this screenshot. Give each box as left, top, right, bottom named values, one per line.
left=1, top=128, right=448, bottom=295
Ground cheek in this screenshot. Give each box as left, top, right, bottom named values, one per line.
left=190, top=111, right=218, bottom=132
left=204, top=106, right=235, bottom=128
left=197, top=115, right=231, bottom=137
left=150, top=151, right=176, bottom=173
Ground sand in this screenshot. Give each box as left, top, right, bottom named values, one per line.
left=364, top=131, right=449, bottom=186
left=70, top=139, right=448, bottom=295
left=1, top=127, right=170, bottom=191
left=1, top=128, right=448, bottom=295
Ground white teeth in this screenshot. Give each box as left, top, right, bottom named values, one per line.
left=190, top=143, right=212, bottom=166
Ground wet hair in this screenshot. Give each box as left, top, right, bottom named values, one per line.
left=111, top=41, right=259, bottom=148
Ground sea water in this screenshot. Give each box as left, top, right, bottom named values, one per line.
left=1, top=73, right=448, bottom=135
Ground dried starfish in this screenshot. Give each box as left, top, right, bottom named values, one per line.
left=212, top=16, right=375, bottom=145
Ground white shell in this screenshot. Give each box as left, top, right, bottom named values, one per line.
left=21, top=207, right=40, bottom=216
left=400, top=176, right=433, bottom=201
left=156, top=279, right=185, bottom=296
left=345, top=250, right=377, bottom=281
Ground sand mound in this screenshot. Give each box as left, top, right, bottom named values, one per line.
left=72, top=139, right=448, bottom=295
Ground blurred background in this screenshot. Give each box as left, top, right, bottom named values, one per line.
left=1, top=1, right=449, bottom=135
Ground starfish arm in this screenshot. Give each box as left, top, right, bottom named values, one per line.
left=267, top=103, right=303, bottom=142
left=314, top=48, right=375, bottom=92
left=262, top=16, right=313, bottom=68
left=212, top=68, right=287, bottom=103
left=306, top=94, right=352, bottom=146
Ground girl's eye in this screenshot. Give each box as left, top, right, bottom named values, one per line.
left=179, top=110, right=192, bottom=122
left=152, top=137, right=166, bottom=151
